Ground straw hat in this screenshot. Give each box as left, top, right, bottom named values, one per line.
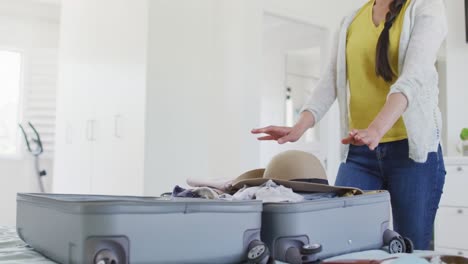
left=231, top=150, right=363, bottom=195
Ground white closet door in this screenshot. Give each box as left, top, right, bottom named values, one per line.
left=54, top=0, right=147, bottom=195
left=91, top=65, right=145, bottom=196
left=53, top=63, right=94, bottom=194
left=85, top=0, right=147, bottom=196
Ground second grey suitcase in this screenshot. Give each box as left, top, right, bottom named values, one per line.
left=261, top=191, right=412, bottom=264
left=16, top=193, right=269, bottom=264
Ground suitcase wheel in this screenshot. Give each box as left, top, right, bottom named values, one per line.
left=247, top=241, right=270, bottom=264
left=388, top=237, right=406, bottom=254
left=403, top=237, right=414, bottom=253
left=300, top=244, right=322, bottom=255
left=94, top=249, right=119, bottom=264
left=284, top=245, right=322, bottom=264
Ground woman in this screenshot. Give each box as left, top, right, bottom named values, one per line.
left=252, top=0, right=447, bottom=250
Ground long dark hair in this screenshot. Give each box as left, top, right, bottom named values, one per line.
left=375, top=0, right=407, bottom=82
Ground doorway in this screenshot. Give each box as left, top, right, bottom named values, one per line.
left=260, top=13, right=338, bottom=176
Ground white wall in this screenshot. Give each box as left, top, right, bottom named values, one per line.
left=0, top=0, right=59, bottom=226
left=445, top=0, right=468, bottom=156
left=54, top=0, right=148, bottom=195
left=144, top=0, right=262, bottom=196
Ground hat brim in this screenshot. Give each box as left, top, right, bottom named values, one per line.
left=232, top=178, right=363, bottom=195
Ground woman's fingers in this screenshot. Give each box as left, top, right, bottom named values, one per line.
left=343, top=129, right=362, bottom=145
left=251, top=126, right=276, bottom=134
left=369, top=142, right=379, bottom=151
left=257, top=135, right=276, bottom=141
left=252, top=125, right=295, bottom=143
left=343, top=129, right=370, bottom=146
left=352, top=129, right=381, bottom=150
left=252, top=126, right=289, bottom=136
left=277, top=137, right=287, bottom=144
left=355, top=134, right=367, bottom=143
left=278, top=135, right=293, bottom=144
left=278, top=128, right=304, bottom=144
left=251, top=127, right=269, bottom=134
left=341, top=135, right=354, bottom=144
left=349, top=129, right=359, bottom=137
left=253, top=125, right=307, bottom=144
left=278, top=134, right=296, bottom=144
left=354, top=130, right=367, bottom=140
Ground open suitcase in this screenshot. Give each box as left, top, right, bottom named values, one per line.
left=16, top=193, right=269, bottom=264
left=261, top=191, right=413, bottom=264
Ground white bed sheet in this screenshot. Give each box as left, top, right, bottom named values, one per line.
left=0, top=227, right=55, bottom=264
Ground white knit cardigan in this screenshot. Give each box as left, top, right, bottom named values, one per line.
left=301, top=0, right=448, bottom=163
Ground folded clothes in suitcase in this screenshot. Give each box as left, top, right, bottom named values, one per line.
left=261, top=191, right=413, bottom=264
left=16, top=193, right=268, bottom=264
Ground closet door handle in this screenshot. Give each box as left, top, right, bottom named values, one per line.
left=87, top=120, right=96, bottom=141
left=457, top=166, right=463, bottom=172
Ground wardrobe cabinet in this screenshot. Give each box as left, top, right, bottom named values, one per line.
left=435, top=157, right=468, bottom=255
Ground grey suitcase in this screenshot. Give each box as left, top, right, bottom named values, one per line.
left=261, top=191, right=412, bottom=264
left=16, top=193, right=269, bottom=264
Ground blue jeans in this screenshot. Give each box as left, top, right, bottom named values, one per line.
left=335, top=140, right=446, bottom=250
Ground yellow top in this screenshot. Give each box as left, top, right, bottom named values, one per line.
left=346, top=0, right=411, bottom=143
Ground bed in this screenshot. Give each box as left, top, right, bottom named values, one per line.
left=0, top=226, right=449, bottom=264
left=0, top=227, right=55, bottom=264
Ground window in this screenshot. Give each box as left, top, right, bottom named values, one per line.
left=0, top=50, right=22, bottom=156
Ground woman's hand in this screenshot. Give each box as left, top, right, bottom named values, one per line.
left=342, top=93, right=407, bottom=150
left=252, top=111, right=315, bottom=144
left=341, top=128, right=383, bottom=151
left=251, top=125, right=307, bottom=144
